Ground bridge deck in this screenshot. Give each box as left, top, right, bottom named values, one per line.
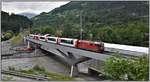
left=25, top=37, right=148, bottom=61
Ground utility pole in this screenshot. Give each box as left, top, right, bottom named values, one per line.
left=20, top=23, right=23, bottom=36
left=29, top=23, right=31, bottom=34
left=80, top=11, right=83, bottom=40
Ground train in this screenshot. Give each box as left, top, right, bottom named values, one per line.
left=29, top=34, right=104, bottom=53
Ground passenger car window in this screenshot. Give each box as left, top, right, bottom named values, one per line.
left=48, top=38, right=56, bottom=41
left=61, top=39, right=73, bottom=44
left=40, top=37, right=45, bottom=39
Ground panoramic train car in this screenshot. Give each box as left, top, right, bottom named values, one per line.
left=39, top=35, right=46, bottom=41
left=46, top=36, right=58, bottom=43
left=76, top=40, right=104, bottom=53
left=44, top=34, right=51, bottom=37
left=37, top=34, right=51, bottom=41
left=59, top=38, right=78, bottom=47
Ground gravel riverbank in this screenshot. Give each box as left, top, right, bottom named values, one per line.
left=1, top=40, right=101, bottom=81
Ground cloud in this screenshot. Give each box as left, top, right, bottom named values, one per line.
left=2, top=1, right=70, bottom=14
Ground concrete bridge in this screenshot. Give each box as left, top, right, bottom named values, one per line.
left=24, top=37, right=148, bottom=77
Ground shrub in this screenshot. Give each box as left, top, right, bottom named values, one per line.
left=11, top=33, right=23, bottom=45
left=2, top=75, right=13, bottom=81
left=33, top=65, right=46, bottom=72
left=104, top=54, right=149, bottom=81
left=1, top=31, right=14, bottom=41
left=47, top=72, right=75, bottom=81
left=8, top=66, right=15, bottom=71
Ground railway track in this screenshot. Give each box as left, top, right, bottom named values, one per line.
left=2, top=70, right=49, bottom=81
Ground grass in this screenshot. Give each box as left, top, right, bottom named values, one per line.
left=2, top=75, right=14, bottom=81
left=46, top=72, right=75, bottom=81
left=11, top=33, right=23, bottom=45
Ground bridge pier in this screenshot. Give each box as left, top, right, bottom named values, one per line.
left=69, top=57, right=91, bottom=77
left=70, top=64, right=79, bottom=77
left=27, top=41, right=30, bottom=48
left=56, top=49, right=92, bottom=77
left=26, top=40, right=41, bottom=50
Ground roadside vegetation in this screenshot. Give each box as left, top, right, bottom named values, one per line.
left=103, top=54, right=149, bottom=81
left=1, top=30, right=14, bottom=41
left=2, top=75, right=14, bottom=81
left=11, top=33, right=23, bottom=45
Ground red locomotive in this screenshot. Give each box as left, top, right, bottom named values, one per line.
left=76, top=40, right=104, bottom=53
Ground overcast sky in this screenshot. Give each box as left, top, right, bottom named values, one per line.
left=2, top=1, right=70, bottom=14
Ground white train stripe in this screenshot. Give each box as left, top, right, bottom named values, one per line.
left=104, top=43, right=148, bottom=54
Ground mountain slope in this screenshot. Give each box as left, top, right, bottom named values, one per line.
left=32, top=1, right=148, bottom=28
left=31, top=1, right=149, bottom=47
left=18, top=12, right=37, bottom=18
left=2, top=11, right=32, bottom=34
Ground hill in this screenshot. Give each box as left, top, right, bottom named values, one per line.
left=2, top=11, right=33, bottom=34
left=31, top=1, right=149, bottom=47
left=18, top=12, right=37, bottom=18
left=32, top=1, right=148, bottom=27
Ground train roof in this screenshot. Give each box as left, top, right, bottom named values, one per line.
left=60, top=38, right=77, bottom=40
left=47, top=36, right=58, bottom=38
left=44, top=34, right=51, bottom=36
left=40, top=36, right=45, bottom=37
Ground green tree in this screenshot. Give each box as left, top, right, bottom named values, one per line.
left=40, top=26, right=55, bottom=35
left=104, top=54, right=149, bottom=81
left=55, top=30, right=63, bottom=37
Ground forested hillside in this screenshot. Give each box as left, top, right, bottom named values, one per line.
left=2, top=11, right=32, bottom=34
left=1, top=11, right=32, bottom=41
left=32, top=1, right=148, bottom=47
left=18, top=12, right=37, bottom=18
